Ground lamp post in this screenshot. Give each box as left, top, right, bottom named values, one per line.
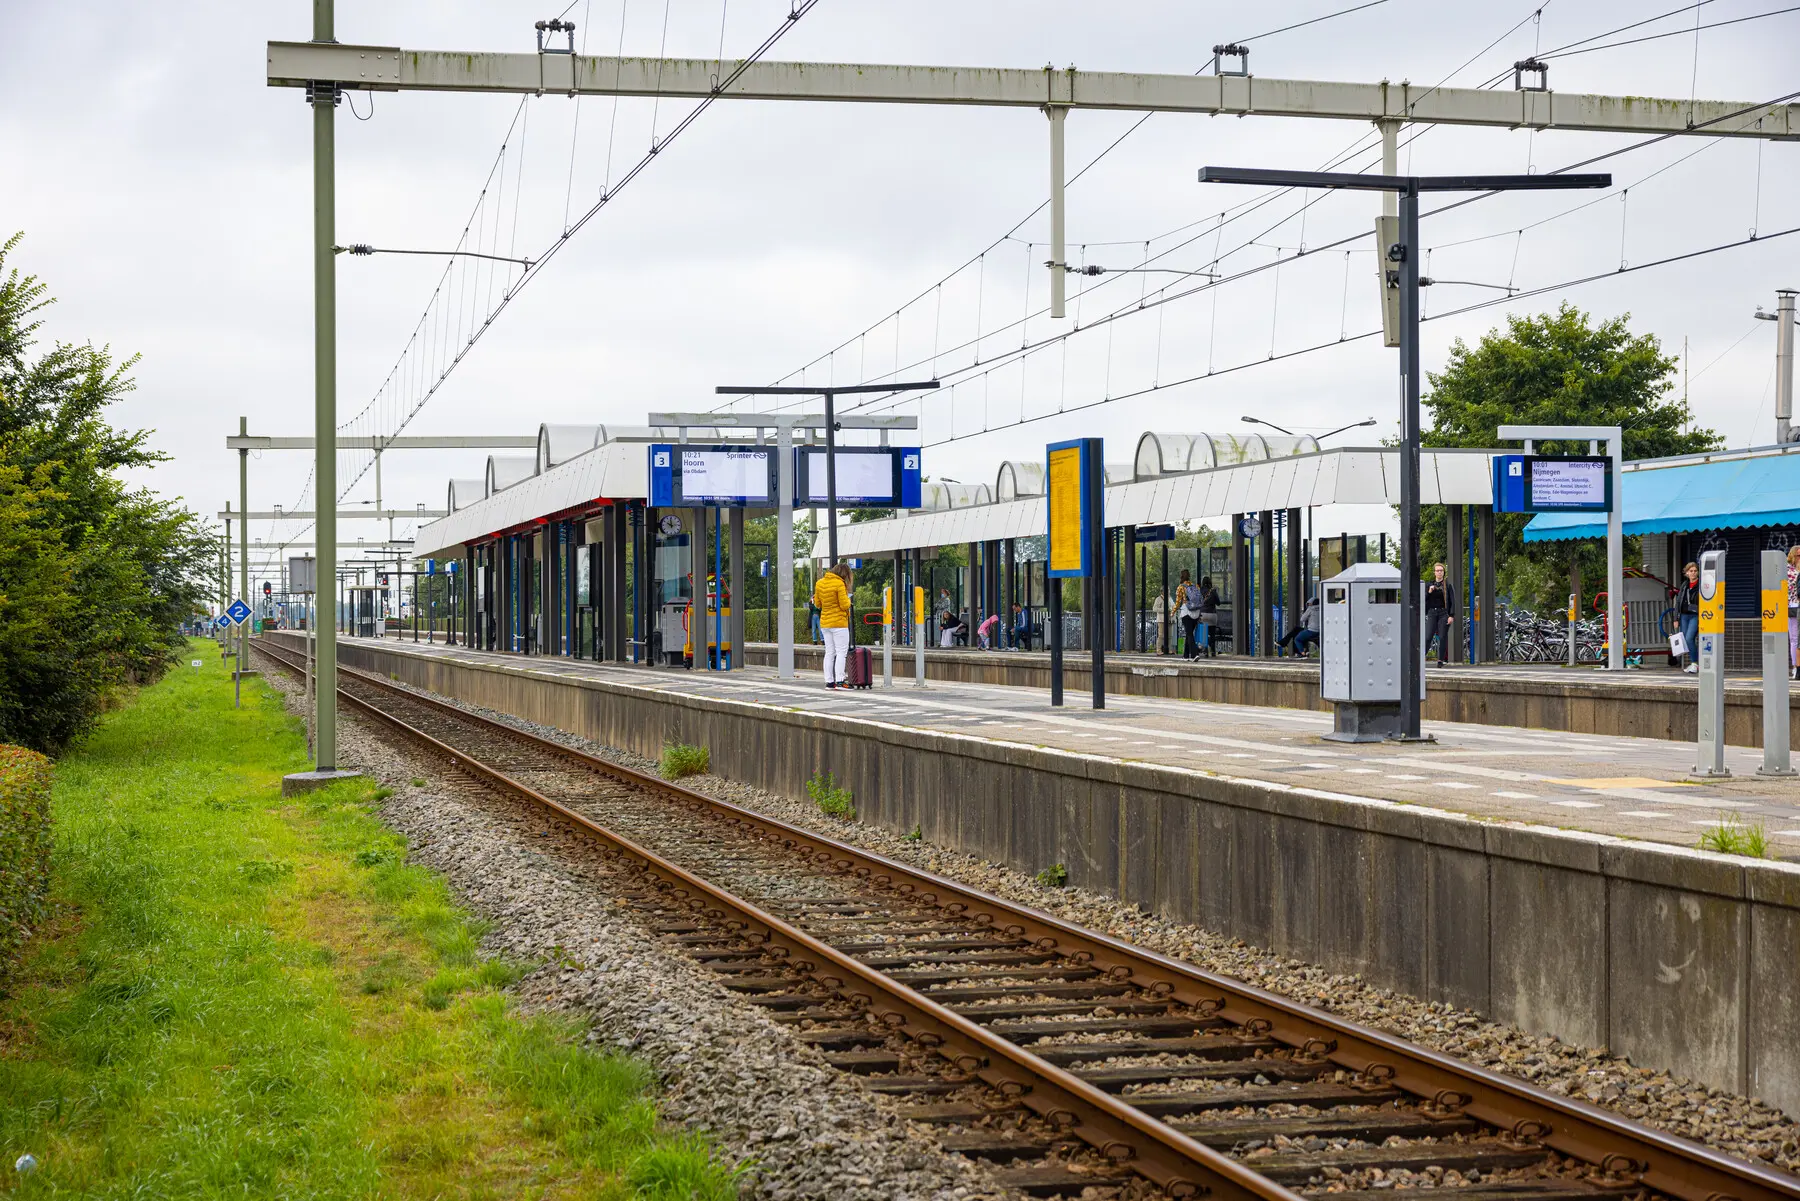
left=1202, top=166, right=1610, bottom=740
left=1242, top=416, right=1377, bottom=442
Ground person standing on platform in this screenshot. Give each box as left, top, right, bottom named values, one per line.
left=1197, top=576, right=1220, bottom=658
left=1175, top=570, right=1201, bottom=660
left=1677, top=561, right=1700, bottom=673
left=1785, top=546, right=1800, bottom=679
left=978, top=612, right=1000, bottom=650
left=1424, top=562, right=1456, bottom=667
left=813, top=561, right=853, bottom=689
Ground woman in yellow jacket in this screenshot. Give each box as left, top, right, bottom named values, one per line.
left=812, top=562, right=853, bottom=688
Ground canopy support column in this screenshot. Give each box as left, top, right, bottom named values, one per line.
left=1232, top=513, right=1248, bottom=655
left=1258, top=509, right=1275, bottom=658
left=729, top=507, right=745, bottom=670
left=1285, top=507, right=1303, bottom=651
left=1445, top=504, right=1464, bottom=663
left=1478, top=506, right=1496, bottom=663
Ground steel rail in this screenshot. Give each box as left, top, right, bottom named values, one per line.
left=255, top=638, right=1800, bottom=1201
left=255, top=641, right=1289, bottom=1199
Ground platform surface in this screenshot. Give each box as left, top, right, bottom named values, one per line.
left=320, top=636, right=1800, bottom=860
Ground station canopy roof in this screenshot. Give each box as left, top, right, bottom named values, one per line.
left=1523, top=445, right=1800, bottom=543
left=414, top=424, right=1503, bottom=562
left=829, top=446, right=1497, bottom=560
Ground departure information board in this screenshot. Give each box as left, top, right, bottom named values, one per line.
left=648, top=445, right=778, bottom=507
left=1524, top=455, right=1611, bottom=513
left=682, top=448, right=772, bottom=502
left=794, top=447, right=922, bottom=508
left=800, top=450, right=895, bottom=504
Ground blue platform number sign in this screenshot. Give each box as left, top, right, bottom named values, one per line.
left=225, top=598, right=253, bottom=626
left=1491, top=455, right=1527, bottom=513
left=1046, top=437, right=1103, bottom=579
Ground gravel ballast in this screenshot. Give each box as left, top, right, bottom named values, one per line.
left=259, top=658, right=1014, bottom=1201
left=396, top=672, right=1800, bottom=1178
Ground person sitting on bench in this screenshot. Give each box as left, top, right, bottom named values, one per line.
left=1276, top=593, right=1321, bottom=656
left=1008, top=602, right=1034, bottom=649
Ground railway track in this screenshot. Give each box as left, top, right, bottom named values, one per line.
left=256, top=640, right=1798, bottom=1201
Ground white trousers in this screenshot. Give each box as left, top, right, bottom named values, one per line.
left=822, top=626, right=850, bottom=683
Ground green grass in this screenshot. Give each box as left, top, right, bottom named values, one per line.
left=0, top=640, right=740, bottom=1200
left=1696, top=814, right=1773, bottom=858
left=657, top=743, right=710, bottom=781
left=804, top=771, right=855, bottom=820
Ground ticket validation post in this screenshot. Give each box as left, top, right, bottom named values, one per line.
left=881, top=584, right=894, bottom=689
left=1046, top=437, right=1105, bottom=709
left=912, top=585, right=927, bottom=689
left=1695, top=549, right=1730, bottom=778
left=1759, top=549, right=1796, bottom=776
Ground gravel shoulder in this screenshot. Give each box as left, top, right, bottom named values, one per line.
left=400, top=672, right=1800, bottom=1178
left=258, top=657, right=1016, bottom=1201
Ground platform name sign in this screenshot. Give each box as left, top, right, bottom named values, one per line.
left=648, top=444, right=778, bottom=507
left=1046, top=438, right=1099, bottom=579
left=1493, top=454, right=1612, bottom=514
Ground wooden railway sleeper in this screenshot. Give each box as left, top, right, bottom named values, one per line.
left=255, top=642, right=1800, bottom=1201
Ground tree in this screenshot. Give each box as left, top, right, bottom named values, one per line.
left=1419, top=304, right=1720, bottom=613
left=0, top=233, right=218, bottom=753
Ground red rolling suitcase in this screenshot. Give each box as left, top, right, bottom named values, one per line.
left=844, top=646, right=873, bottom=689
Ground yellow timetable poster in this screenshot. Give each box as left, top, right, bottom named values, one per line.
left=1048, top=445, right=1084, bottom=573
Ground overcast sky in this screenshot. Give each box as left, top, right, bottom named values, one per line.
left=3, top=0, right=1796, bottom=565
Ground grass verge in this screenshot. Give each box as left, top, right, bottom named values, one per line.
left=0, top=641, right=741, bottom=1199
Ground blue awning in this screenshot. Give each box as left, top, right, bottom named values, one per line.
left=1523, top=451, right=1800, bottom=542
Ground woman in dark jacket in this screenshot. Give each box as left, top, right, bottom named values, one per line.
left=1676, top=561, right=1700, bottom=673
left=1424, top=562, right=1456, bottom=666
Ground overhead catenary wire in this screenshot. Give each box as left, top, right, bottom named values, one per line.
left=898, top=224, right=1800, bottom=449
left=1533, top=4, right=1800, bottom=62
left=326, top=0, right=822, bottom=503
left=837, top=98, right=1800, bottom=430
left=724, top=0, right=1399, bottom=412
left=764, top=0, right=1607, bottom=420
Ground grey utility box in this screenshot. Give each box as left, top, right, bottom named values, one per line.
left=1320, top=562, right=1410, bottom=742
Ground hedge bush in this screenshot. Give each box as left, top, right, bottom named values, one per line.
left=0, top=743, right=52, bottom=985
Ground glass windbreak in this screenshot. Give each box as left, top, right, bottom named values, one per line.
left=654, top=540, right=691, bottom=605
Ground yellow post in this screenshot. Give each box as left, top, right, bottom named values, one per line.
left=1701, top=580, right=1726, bottom=637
